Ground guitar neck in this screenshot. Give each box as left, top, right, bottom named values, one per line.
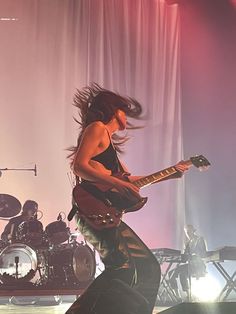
left=133, top=159, right=192, bottom=189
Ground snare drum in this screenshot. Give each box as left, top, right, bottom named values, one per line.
left=0, top=243, right=47, bottom=285
left=49, top=243, right=96, bottom=286
left=45, top=220, right=70, bottom=245
left=17, top=220, right=44, bottom=247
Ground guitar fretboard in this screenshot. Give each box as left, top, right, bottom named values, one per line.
left=133, top=166, right=178, bottom=189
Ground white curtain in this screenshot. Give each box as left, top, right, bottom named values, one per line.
left=0, top=0, right=184, bottom=248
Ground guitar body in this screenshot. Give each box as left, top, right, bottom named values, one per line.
left=72, top=180, right=148, bottom=230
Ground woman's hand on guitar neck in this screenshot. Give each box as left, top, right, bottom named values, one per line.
left=175, top=160, right=191, bottom=172
left=174, top=160, right=191, bottom=177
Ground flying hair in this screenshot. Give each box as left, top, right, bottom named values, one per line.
left=68, top=83, right=143, bottom=157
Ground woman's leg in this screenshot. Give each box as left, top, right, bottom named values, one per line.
left=118, top=222, right=161, bottom=314
left=66, top=217, right=147, bottom=314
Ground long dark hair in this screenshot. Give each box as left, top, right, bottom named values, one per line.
left=68, top=83, right=143, bottom=157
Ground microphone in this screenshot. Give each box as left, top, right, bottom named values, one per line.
left=34, top=164, right=37, bottom=176
left=67, top=204, right=79, bottom=222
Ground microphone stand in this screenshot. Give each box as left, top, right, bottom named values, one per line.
left=15, top=256, right=19, bottom=279
left=0, top=165, right=37, bottom=177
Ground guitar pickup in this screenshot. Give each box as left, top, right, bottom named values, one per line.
left=103, top=198, right=113, bottom=207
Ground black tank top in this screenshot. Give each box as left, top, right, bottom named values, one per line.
left=91, top=140, right=119, bottom=174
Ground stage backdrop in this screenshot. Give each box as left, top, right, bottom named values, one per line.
left=0, top=0, right=184, bottom=249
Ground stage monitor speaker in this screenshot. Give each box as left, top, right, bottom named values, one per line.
left=161, top=302, right=236, bottom=314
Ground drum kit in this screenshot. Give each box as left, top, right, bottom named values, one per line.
left=0, top=194, right=96, bottom=289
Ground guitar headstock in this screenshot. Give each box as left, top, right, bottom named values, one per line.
left=190, top=155, right=211, bottom=171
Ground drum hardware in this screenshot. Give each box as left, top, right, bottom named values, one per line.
left=0, top=164, right=37, bottom=178
left=15, top=256, right=19, bottom=279
left=35, top=209, right=43, bottom=221
left=69, top=231, right=81, bottom=243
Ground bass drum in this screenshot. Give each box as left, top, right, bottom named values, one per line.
left=49, top=243, right=96, bottom=287
left=0, top=243, right=47, bottom=285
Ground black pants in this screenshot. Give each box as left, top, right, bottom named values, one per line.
left=65, top=217, right=161, bottom=314
left=169, top=264, right=190, bottom=292
left=169, top=258, right=206, bottom=293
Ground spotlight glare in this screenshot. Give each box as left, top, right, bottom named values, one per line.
left=191, top=274, right=221, bottom=302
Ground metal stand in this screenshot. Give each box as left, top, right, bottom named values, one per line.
left=212, top=261, right=236, bottom=301
left=157, top=260, right=183, bottom=304
left=0, top=165, right=37, bottom=177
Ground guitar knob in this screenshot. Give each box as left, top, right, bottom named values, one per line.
left=97, top=215, right=103, bottom=220
left=105, top=213, right=111, bottom=218
left=102, top=220, right=107, bottom=225
left=109, top=218, right=114, bottom=224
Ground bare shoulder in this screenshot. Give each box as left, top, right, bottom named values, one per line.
left=81, top=121, right=106, bottom=144
left=83, top=121, right=106, bottom=137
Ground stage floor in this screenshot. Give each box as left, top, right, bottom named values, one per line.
left=0, top=303, right=166, bottom=313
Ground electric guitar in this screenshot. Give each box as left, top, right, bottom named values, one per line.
left=72, top=155, right=210, bottom=230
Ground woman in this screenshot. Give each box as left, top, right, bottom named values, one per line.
left=66, top=84, right=188, bottom=314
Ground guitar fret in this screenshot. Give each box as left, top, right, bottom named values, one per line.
left=135, top=166, right=178, bottom=188
left=134, top=181, right=142, bottom=188
left=141, top=178, right=149, bottom=185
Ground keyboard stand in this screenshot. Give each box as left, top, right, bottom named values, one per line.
left=212, top=261, right=236, bottom=301
left=157, top=260, right=182, bottom=304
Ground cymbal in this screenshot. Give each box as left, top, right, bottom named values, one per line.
left=0, top=194, right=21, bottom=217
